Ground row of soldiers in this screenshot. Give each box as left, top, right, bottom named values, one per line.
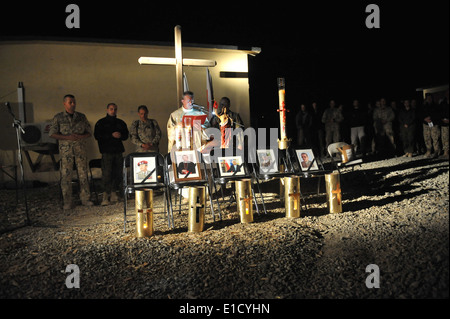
left=49, top=92, right=243, bottom=210
left=295, top=91, right=449, bottom=159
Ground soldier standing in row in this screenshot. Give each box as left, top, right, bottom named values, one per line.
left=322, top=99, right=344, bottom=150
left=398, top=100, right=416, bottom=158
left=49, top=94, right=94, bottom=210
left=373, top=98, right=396, bottom=157
left=130, top=105, right=162, bottom=153
left=421, top=93, right=441, bottom=158
left=94, top=103, right=129, bottom=206
left=349, top=99, right=368, bottom=157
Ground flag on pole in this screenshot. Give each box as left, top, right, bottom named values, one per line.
left=206, top=68, right=215, bottom=120
left=183, top=72, right=189, bottom=92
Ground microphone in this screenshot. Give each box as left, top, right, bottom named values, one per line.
left=5, top=102, right=25, bottom=133
left=5, top=102, right=13, bottom=116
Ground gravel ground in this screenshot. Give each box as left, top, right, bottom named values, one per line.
left=0, top=154, right=448, bottom=300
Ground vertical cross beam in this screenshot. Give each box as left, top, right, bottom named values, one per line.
left=174, top=25, right=183, bottom=106
left=191, top=195, right=204, bottom=223
left=240, top=195, right=253, bottom=214
left=138, top=25, right=217, bottom=109
left=331, top=182, right=342, bottom=205
left=289, top=188, right=301, bottom=211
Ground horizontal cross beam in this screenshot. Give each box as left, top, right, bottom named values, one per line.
left=138, top=57, right=217, bottom=67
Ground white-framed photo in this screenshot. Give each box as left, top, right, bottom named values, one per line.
left=132, top=156, right=157, bottom=184
left=296, top=149, right=319, bottom=171
left=256, top=149, right=278, bottom=174
left=172, top=149, right=202, bottom=182
left=217, top=155, right=245, bottom=177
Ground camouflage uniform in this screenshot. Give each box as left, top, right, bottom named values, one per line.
left=421, top=101, right=441, bottom=156
left=321, top=107, right=344, bottom=147
left=130, top=119, right=161, bottom=153
left=48, top=111, right=92, bottom=206
left=422, top=124, right=441, bottom=156
left=373, top=106, right=396, bottom=155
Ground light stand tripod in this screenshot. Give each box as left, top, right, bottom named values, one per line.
left=5, top=102, right=30, bottom=226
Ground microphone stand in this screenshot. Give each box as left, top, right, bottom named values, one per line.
left=5, top=102, right=31, bottom=226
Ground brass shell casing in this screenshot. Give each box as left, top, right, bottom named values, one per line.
left=277, top=138, right=291, bottom=150
left=188, top=187, right=206, bottom=233
left=284, top=176, right=301, bottom=218
left=135, top=188, right=154, bottom=237
left=325, top=173, right=343, bottom=214
left=235, top=179, right=254, bottom=224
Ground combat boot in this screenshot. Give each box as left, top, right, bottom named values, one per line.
left=82, top=200, right=94, bottom=206
left=63, top=202, right=74, bottom=210
left=101, top=193, right=110, bottom=206
left=110, top=192, right=118, bottom=203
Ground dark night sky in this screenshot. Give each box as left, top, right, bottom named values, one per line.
left=1, top=1, right=448, bottom=127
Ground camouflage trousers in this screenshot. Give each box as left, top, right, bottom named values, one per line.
left=325, top=125, right=341, bottom=148
left=101, top=152, right=123, bottom=194
left=423, top=124, right=441, bottom=153
left=441, top=126, right=449, bottom=151
left=60, top=146, right=90, bottom=205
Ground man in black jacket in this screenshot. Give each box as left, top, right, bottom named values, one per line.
left=94, top=103, right=129, bottom=205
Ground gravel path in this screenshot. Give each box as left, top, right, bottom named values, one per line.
left=0, top=155, right=448, bottom=299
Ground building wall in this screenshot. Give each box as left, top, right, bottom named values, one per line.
left=0, top=40, right=253, bottom=183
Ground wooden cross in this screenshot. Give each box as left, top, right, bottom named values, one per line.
left=138, top=25, right=217, bottom=106
left=240, top=195, right=253, bottom=214
left=289, top=188, right=301, bottom=211
left=191, top=196, right=204, bottom=223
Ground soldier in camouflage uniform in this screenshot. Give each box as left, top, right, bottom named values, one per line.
left=321, top=99, right=344, bottom=149
left=373, top=98, right=396, bottom=157
left=420, top=93, right=441, bottom=158
left=130, top=105, right=162, bottom=153
left=49, top=94, right=94, bottom=210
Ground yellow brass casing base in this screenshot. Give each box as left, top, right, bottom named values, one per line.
left=284, top=176, right=301, bottom=218
left=278, top=138, right=291, bottom=150
left=235, top=179, right=254, bottom=223
left=325, top=173, right=342, bottom=214
left=135, top=188, right=154, bottom=237
left=188, top=187, right=206, bottom=233
left=136, top=209, right=154, bottom=237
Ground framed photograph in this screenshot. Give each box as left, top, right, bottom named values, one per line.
left=217, top=155, right=246, bottom=178
left=131, top=155, right=157, bottom=184
left=296, top=149, right=319, bottom=171
left=172, top=149, right=203, bottom=182
left=256, top=149, right=278, bottom=174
